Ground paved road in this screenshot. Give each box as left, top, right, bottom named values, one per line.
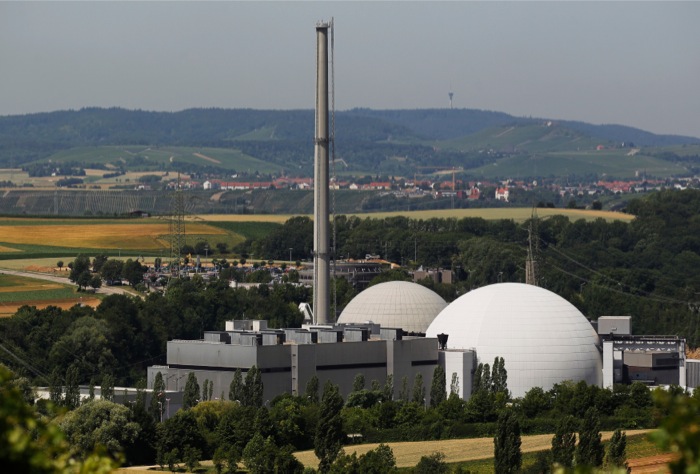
left=0, top=268, right=133, bottom=297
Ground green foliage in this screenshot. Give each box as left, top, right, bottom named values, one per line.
left=315, top=381, right=345, bottom=473
left=551, top=415, right=576, bottom=468
left=414, top=451, right=448, bottom=474
left=156, top=409, right=206, bottom=469
left=99, top=258, right=123, bottom=282
left=122, top=258, right=145, bottom=288
left=150, top=371, right=165, bottom=422
left=412, top=373, right=425, bottom=405
left=101, top=373, right=115, bottom=402
left=64, top=365, right=80, bottom=410
left=430, top=365, right=446, bottom=408
left=60, top=399, right=140, bottom=460
left=328, top=443, right=396, bottom=474
left=69, top=254, right=92, bottom=290
left=357, top=443, right=397, bottom=473
left=650, top=389, right=700, bottom=473
left=243, top=433, right=303, bottom=474
left=183, top=372, right=200, bottom=409
left=353, top=373, right=366, bottom=392
left=494, top=409, right=522, bottom=474
left=243, top=365, right=263, bottom=408
left=0, top=365, right=117, bottom=473
left=576, top=407, right=604, bottom=467
left=520, top=386, right=552, bottom=418
left=605, top=429, right=627, bottom=469
left=229, top=368, right=243, bottom=402
left=305, top=375, right=320, bottom=404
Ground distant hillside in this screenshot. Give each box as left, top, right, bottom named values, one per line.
left=1, top=107, right=698, bottom=180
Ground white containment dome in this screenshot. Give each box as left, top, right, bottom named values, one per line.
left=338, top=281, right=448, bottom=333
left=426, top=283, right=602, bottom=398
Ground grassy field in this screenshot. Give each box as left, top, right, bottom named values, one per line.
left=0, top=218, right=243, bottom=259
left=0, top=273, right=99, bottom=317
left=293, top=430, right=655, bottom=470
left=193, top=208, right=634, bottom=224
left=0, top=208, right=632, bottom=262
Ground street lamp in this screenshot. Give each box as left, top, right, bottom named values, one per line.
left=289, top=248, right=293, bottom=262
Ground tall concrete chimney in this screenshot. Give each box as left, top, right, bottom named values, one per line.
left=313, top=21, right=331, bottom=325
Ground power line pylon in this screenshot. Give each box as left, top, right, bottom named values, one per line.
left=525, top=207, right=540, bottom=286
left=169, top=173, right=186, bottom=276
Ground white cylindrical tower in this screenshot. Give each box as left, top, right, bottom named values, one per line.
left=313, top=21, right=331, bottom=325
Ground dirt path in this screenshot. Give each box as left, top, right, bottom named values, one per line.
left=193, top=152, right=221, bottom=164
left=628, top=453, right=676, bottom=473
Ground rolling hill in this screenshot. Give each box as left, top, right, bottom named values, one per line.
left=1, top=107, right=699, bottom=181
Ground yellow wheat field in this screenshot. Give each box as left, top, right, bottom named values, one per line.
left=293, top=430, right=653, bottom=469
left=0, top=223, right=226, bottom=250
left=193, top=208, right=634, bottom=224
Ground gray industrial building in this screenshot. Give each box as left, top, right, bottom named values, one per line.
left=599, top=315, right=688, bottom=388
left=147, top=319, right=440, bottom=404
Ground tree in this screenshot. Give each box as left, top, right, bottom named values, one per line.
left=69, top=254, right=91, bottom=290
left=650, top=389, right=700, bottom=473
left=383, top=374, right=394, bottom=401
left=156, top=409, right=206, bottom=470
left=101, top=374, right=115, bottom=402
left=352, top=373, right=365, bottom=393
left=92, top=254, right=108, bottom=273
left=243, top=432, right=302, bottom=474
left=183, top=372, right=200, bottom=409
left=122, top=258, right=146, bottom=288
left=64, top=365, right=81, bottom=410
left=77, top=270, right=92, bottom=291
left=150, top=372, right=165, bottom=422
left=59, top=399, right=141, bottom=460
left=315, top=381, right=345, bottom=473
left=412, top=373, right=425, bottom=405
left=551, top=415, right=576, bottom=468
left=356, top=443, right=396, bottom=473
left=229, top=369, right=243, bottom=402
left=605, top=429, right=627, bottom=470
left=576, top=407, right=604, bottom=467
left=243, top=366, right=263, bottom=407
left=399, top=376, right=409, bottom=403
left=0, top=365, right=116, bottom=473
left=49, top=367, right=63, bottom=406
left=216, top=242, right=228, bottom=254
left=57, top=260, right=64, bottom=271
left=100, top=259, right=123, bottom=283
left=89, top=274, right=102, bottom=291
left=429, top=365, right=446, bottom=407
left=491, top=356, right=508, bottom=395
left=414, top=452, right=448, bottom=474
left=305, top=375, right=319, bottom=404
left=494, top=409, right=522, bottom=474
left=449, top=372, right=459, bottom=396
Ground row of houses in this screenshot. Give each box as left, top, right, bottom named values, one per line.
left=154, top=174, right=700, bottom=203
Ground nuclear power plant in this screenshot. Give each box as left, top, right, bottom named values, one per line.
left=146, top=21, right=697, bottom=416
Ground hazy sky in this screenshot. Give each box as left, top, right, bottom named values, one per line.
left=2, top=1, right=699, bottom=138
